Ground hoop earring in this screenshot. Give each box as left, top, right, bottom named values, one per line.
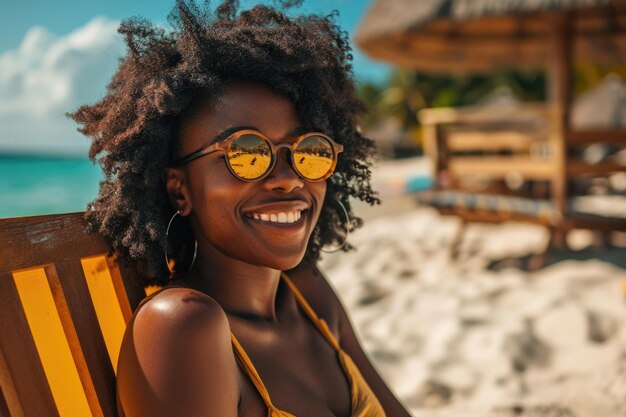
left=165, top=210, right=198, bottom=274
left=321, top=199, right=351, bottom=254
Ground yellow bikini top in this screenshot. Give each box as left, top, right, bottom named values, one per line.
left=230, top=273, right=387, bottom=417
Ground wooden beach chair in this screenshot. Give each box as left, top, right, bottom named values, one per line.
left=418, top=104, right=626, bottom=261
left=0, top=212, right=148, bottom=417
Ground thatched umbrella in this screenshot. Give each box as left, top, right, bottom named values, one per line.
left=356, top=0, right=626, bottom=124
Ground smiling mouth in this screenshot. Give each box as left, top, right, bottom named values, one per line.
left=244, top=209, right=304, bottom=225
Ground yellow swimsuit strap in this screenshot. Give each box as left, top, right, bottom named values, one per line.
left=229, top=273, right=341, bottom=415
left=280, top=272, right=341, bottom=351
left=230, top=333, right=277, bottom=411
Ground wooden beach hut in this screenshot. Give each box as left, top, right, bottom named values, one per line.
left=356, top=0, right=626, bottom=253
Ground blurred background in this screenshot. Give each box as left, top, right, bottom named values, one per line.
left=2, top=0, right=626, bottom=416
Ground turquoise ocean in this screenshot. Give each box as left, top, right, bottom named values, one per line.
left=0, top=155, right=103, bottom=218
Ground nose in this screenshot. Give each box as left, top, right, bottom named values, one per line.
left=262, top=147, right=304, bottom=193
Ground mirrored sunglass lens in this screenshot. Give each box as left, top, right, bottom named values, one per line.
left=294, top=135, right=334, bottom=180
left=228, top=134, right=272, bottom=179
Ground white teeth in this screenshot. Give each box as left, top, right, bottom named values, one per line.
left=250, top=210, right=304, bottom=224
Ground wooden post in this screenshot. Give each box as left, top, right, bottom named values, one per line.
left=548, top=11, right=573, bottom=246
left=420, top=118, right=442, bottom=189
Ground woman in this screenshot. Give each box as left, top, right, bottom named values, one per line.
left=71, top=1, right=411, bottom=416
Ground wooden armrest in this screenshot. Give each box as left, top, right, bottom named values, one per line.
left=567, top=130, right=626, bottom=145
left=567, top=161, right=626, bottom=175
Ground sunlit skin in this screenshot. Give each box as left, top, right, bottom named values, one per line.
left=115, top=82, right=413, bottom=417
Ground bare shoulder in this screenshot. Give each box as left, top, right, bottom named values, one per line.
left=133, top=286, right=229, bottom=336
left=128, top=287, right=233, bottom=360
left=117, top=287, right=238, bottom=417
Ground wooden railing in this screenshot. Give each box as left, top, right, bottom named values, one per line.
left=418, top=103, right=626, bottom=239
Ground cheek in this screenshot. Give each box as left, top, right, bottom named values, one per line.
left=310, top=181, right=328, bottom=222
left=187, top=161, right=247, bottom=228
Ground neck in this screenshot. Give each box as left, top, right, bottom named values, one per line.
left=181, top=240, right=283, bottom=322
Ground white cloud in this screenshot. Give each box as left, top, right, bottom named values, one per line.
left=0, top=17, right=124, bottom=155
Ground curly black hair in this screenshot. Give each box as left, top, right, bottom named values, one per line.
left=70, top=0, right=379, bottom=285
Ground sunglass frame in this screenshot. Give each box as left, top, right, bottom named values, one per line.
left=173, top=129, right=344, bottom=182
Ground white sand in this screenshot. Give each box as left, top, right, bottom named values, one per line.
left=319, top=196, right=626, bottom=417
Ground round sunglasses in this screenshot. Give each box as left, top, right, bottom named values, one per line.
left=173, top=129, right=343, bottom=182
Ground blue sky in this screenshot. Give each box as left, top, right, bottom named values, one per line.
left=0, top=0, right=391, bottom=155
left=3, top=0, right=390, bottom=81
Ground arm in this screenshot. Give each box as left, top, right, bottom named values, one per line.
left=116, top=288, right=240, bottom=417
left=315, top=267, right=413, bottom=417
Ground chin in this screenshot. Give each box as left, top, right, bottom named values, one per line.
left=272, top=257, right=305, bottom=272
left=253, top=245, right=308, bottom=271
